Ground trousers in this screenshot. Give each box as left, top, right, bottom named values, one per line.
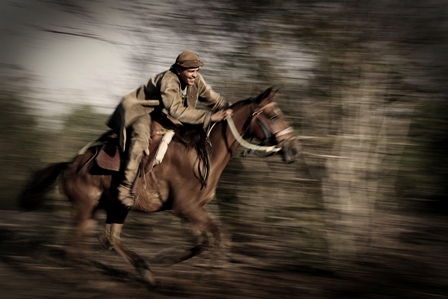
left=122, top=114, right=151, bottom=188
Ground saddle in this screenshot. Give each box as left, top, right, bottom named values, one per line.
left=95, top=141, right=121, bottom=171
left=95, top=120, right=174, bottom=172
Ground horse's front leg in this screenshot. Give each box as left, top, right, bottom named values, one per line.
left=168, top=206, right=222, bottom=264
left=99, top=222, right=157, bottom=287
left=187, top=206, right=222, bottom=249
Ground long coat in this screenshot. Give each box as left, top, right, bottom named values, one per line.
left=107, top=68, right=229, bottom=151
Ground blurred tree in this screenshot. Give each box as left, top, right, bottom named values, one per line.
left=287, top=0, right=448, bottom=271
left=49, top=104, right=108, bottom=162
left=0, top=64, right=47, bottom=208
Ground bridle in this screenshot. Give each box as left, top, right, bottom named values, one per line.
left=224, top=101, right=296, bottom=154
left=249, top=101, right=296, bottom=147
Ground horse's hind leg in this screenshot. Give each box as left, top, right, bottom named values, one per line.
left=66, top=197, right=99, bottom=257
left=62, top=175, right=102, bottom=257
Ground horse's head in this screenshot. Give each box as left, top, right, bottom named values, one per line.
left=246, top=87, right=301, bottom=163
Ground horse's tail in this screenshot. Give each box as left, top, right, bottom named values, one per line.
left=18, top=162, right=69, bottom=211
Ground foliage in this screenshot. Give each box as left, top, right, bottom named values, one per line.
left=0, top=64, right=108, bottom=208
left=51, top=105, right=108, bottom=162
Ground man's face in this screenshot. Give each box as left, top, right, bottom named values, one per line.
left=178, top=67, right=199, bottom=86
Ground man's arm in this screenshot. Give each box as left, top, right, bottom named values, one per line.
left=196, top=75, right=230, bottom=111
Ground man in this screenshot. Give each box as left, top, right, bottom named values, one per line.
left=107, top=50, right=232, bottom=209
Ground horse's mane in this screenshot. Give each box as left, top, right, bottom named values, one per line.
left=230, top=97, right=253, bottom=109
left=169, top=124, right=210, bottom=189
left=172, top=123, right=208, bottom=150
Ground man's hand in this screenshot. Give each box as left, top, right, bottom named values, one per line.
left=211, top=109, right=233, bottom=122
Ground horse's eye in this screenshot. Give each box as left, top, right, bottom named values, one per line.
left=270, top=115, right=278, bottom=121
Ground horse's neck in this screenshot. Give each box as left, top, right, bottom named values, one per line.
left=209, top=105, right=251, bottom=163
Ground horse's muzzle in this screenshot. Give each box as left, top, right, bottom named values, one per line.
left=280, top=138, right=301, bottom=164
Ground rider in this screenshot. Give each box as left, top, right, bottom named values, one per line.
left=107, top=50, right=233, bottom=209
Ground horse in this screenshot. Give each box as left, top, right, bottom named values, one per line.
left=19, top=87, right=300, bottom=286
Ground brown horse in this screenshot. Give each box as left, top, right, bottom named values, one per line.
left=20, top=87, right=300, bottom=285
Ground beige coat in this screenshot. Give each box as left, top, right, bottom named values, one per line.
left=107, top=68, right=229, bottom=151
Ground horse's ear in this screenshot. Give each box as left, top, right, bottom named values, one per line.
left=255, top=86, right=279, bottom=105
left=269, top=86, right=280, bottom=95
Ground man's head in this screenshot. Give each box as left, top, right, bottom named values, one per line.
left=174, top=50, right=204, bottom=86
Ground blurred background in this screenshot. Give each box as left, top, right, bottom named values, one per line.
left=1, top=0, right=448, bottom=298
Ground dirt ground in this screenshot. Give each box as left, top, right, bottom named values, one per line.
left=0, top=208, right=447, bottom=299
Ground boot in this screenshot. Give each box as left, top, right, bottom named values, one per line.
left=118, top=142, right=146, bottom=209
left=118, top=118, right=150, bottom=209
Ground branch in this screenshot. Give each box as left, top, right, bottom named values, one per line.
left=41, top=28, right=119, bottom=45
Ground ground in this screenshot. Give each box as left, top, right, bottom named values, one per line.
left=0, top=207, right=447, bottom=299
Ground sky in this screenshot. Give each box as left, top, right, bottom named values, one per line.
left=0, top=0, right=185, bottom=120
